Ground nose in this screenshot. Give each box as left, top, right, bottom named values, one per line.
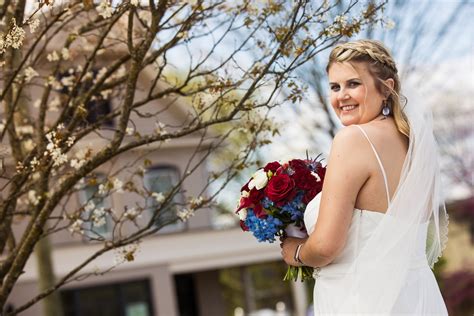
left=336, top=88, right=349, bottom=102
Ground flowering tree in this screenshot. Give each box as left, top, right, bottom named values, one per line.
left=0, top=0, right=385, bottom=314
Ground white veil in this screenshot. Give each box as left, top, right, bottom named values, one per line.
left=336, top=97, right=449, bottom=313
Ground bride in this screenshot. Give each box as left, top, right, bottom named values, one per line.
left=280, top=40, right=448, bottom=315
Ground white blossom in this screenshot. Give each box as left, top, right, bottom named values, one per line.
left=112, top=178, right=124, bottom=192
left=47, top=76, right=62, bottom=90
left=124, top=207, right=141, bottom=220
left=24, top=67, right=38, bottom=82
left=60, top=75, right=75, bottom=87
left=61, top=47, right=70, bottom=60
left=125, top=127, right=134, bottom=135
left=100, top=89, right=112, bottom=99
left=23, top=139, right=34, bottom=152
left=17, top=125, right=34, bottom=135
left=69, top=218, right=84, bottom=235
left=91, top=207, right=107, bottom=227
left=154, top=121, right=168, bottom=136
left=113, top=243, right=139, bottom=265
left=177, top=208, right=194, bottom=221
left=84, top=200, right=96, bottom=213
left=97, top=0, right=114, bottom=19
left=28, top=190, right=40, bottom=206
left=47, top=51, right=60, bottom=62
left=98, top=183, right=107, bottom=195
left=70, top=159, right=86, bottom=170
left=66, top=136, right=75, bottom=147
left=29, top=19, right=40, bottom=33
left=151, top=192, right=165, bottom=204
left=0, top=19, right=25, bottom=52
left=385, top=19, right=396, bottom=30
left=130, top=0, right=139, bottom=6
left=30, top=157, right=40, bottom=170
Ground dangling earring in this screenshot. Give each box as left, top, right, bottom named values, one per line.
left=382, top=100, right=390, bottom=118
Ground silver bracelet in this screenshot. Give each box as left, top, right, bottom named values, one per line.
left=294, top=243, right=305, bottom=265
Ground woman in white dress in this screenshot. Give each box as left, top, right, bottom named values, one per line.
left=280, top=40, right=448, bottom=315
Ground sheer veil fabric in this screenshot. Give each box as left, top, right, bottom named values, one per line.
left=334, top=102, right=449, bottom=313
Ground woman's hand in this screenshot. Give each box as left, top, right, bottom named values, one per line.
left=280, top=235, right=307, bottom=266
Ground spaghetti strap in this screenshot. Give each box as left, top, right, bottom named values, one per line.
left=355, top=125, right=391, bottom=207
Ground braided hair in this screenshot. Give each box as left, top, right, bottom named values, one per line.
left=326, top=40, right=409, bottom=137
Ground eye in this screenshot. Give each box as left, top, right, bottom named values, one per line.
left=330, top=85, right=340, bottom=92
left=348, top=81, right=360, bottom=88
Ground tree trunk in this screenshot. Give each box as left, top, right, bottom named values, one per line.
left=35, top=235, right=64, bottom=316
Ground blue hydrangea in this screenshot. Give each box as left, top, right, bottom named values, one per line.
left=245, top=210, right=283, bottom=243
left=281, top=191, right=305, bottom=221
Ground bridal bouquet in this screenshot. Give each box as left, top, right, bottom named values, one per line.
left=236, top=157, right=326, bottom=281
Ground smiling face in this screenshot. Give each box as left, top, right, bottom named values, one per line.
left=328, top=61, right=389, bottom=126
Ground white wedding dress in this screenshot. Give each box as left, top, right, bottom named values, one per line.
left=304, top=125, right=448, bottom=315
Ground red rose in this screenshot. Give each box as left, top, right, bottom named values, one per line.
left=241, top=179, right=251, bottom=192
left=264, top=161, right=281, bottom=173
left=303, top=182, right=322, bottom=204
left=248, top=188, right=264, bottom=204
left=236, top=197, right=252, bottom=213
left=264, top=174, right=296, bottom=206
left=289, top=159, right=307, bottom=172
left=293, top=169, right=318, bottom=190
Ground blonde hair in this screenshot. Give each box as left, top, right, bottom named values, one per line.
left=326, top=40, right=410, bottom=137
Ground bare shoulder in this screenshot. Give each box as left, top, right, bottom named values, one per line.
left=331, top=125, right=367, bottom=154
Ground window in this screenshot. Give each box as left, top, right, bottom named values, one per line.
left=144, top=166, right=185, bottom=233
left=57, top=70, right=114, bottom=127
left=78, top=174, right=114, bottom=239
left=61, top=279, right=153, bottom=316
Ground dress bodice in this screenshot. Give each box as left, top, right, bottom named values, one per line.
left=303, top=192, right=429, bottom=275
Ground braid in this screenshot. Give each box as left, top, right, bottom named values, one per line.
left=333, top=42, right=398, bottom=73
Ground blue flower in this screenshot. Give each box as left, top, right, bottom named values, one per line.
left=245, top=210, right=283, bottom=243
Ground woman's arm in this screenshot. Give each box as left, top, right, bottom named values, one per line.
left=281, top=126, right=371, bottom=267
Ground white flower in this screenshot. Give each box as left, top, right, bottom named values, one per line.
left=60, top=75, right=75, bottom=87
left=177, top=208, right=194, bottom=221
left=97, top=0, right=114, bottom=19
left=190, top=196, right=204, bottom=208
left=61, top=47, right=70, bottom=60
left=47, top=51, right=60, bottom=62
left=2, top=19, right=25, bottom=51
left=91, top=207, right=107, bottom=227
left=100, top=89, right=112, bottom=99
left=24, top=67, right=38, bottom=82
left=69, top=218, right=84, bottom=235
left=248, top=169, right=268, bottom=190
left=47, top=76, right=62, bottom=89
left=154, top=121, right=168, bottom=136
left=385, top=19, right=396, bottom=30
left=66, top=136, right=75, bottom=147
left=151, top=192, right=165, bottom=204
left=125, top=127, right=134, bottom=135
left=84, top=200, right=96, bottom=213
left=30, top=156, right=40, bottom=170
left=70, top=159, right=86, bottom=170
left=130, top=0, right=139, bottom=6
left=124, top=207, right=141, bottom=219
left=238, top=209, right=247, bottom=221
left=98, top=184, right=107, bottom=195
left=23, top=139, right=34, bottom=152
left=29, top=19, right=40, bottom=33
left=112, top=178, right=123, bottom=192
left=28, top=190, right=40, bottom=206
